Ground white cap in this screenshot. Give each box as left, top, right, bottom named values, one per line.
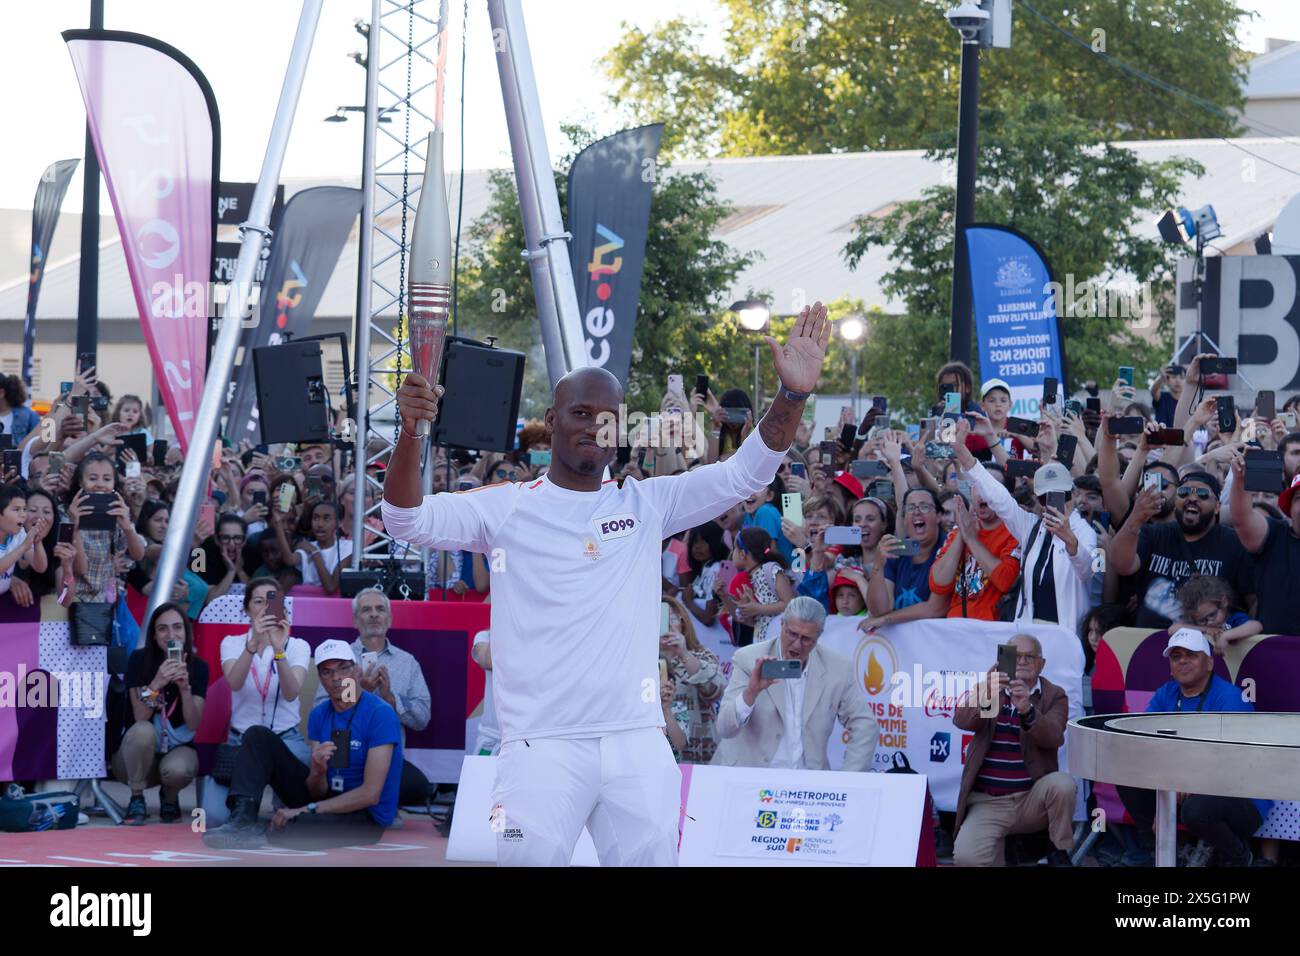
left=1162, top=628, right=1213, bottom=658
left=981, top=378, right=1012, bottom=399
left=314, top=639, right=357, bottom=667
left=1032, top=461, right=1074, bottom=496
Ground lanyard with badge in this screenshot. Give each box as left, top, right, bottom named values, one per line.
left=327, top=704, right=359, bottom=792
left=248, top=652, right=282, bottom=733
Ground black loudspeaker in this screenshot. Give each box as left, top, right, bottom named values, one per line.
left=251, top=340, right=331, bottom=445
left=340, top=569, right=426, bottom=600
left=432, top=337, right=525, bottom=453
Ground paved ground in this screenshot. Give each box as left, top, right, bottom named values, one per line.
left=0, top=779, right=480, bottom=867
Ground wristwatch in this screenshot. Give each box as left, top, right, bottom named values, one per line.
left=306, top=802, right=318, bottom=814
left=1019, top=703, right=1037, bottom=728
left=779, top=383, right=811, bottom=402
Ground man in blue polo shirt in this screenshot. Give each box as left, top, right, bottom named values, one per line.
left=204, top=639, right=403, bottom=850
left=1117, top=629, right=1270, bottom=867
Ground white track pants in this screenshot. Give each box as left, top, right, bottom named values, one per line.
left=491, top=727, right=681, bottom=867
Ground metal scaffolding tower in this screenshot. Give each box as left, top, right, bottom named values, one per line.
left=350, top=0, right=447, bottom=570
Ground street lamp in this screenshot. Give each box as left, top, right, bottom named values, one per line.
left=730, top=299, right=771, bottom=411
left=839, top=314, right=865, bottom=417
left=945, top=1, right=989, bottom=367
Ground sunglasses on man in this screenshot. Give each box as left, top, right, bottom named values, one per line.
left=1175, top=486, right=1213, bottom=500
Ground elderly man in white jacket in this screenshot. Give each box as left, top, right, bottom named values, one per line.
left=952, top=418, right=1097, bottom=636
left=713, top=597, right=878, bottom=772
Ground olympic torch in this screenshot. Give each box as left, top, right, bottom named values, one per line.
left=407, top=128, right=453, bottom=437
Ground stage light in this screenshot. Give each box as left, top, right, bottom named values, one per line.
left=1156, top=204, right=1220, bottom=245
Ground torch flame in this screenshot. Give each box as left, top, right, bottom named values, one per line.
left=864, top=650, right=886, bottom=695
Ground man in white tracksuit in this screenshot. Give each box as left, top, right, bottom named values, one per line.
left=382, top=303, right=832, bottom=866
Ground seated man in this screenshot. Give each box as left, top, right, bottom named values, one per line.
left=953, top=634, right=1076, bottom=867
left=313, top=588, right=434, bottom=806
left=713, top=596, right=877, bottom=771
left=1117, top=629, right=1269, bottom=867
left=204, top=640, right=403, bottom=850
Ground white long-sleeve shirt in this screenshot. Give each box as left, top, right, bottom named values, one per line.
left=968, top=461, right=1097, bottom=636
left=381, top=431, right=787, bottom=743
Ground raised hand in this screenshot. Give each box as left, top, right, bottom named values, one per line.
left=765, top=301, right=831, bottom=395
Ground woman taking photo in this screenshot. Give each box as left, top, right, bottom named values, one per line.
left=202, top=577, right=311, bottom=826
left=115, top=602, right=209, bottom=825
left=866, top=486, right=942, bottom=625
left=659, top=595, right=725, bottom=764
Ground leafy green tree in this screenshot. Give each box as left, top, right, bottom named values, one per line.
left=843, top=92, right=1202, bottom=414
left=456, top=130, right=760, bottom=418
left=604, top=0, right=1248, bottom=158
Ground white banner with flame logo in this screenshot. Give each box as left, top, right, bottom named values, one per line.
left=818, top=617, right=1085, bottom=813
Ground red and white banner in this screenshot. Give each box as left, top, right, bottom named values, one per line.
left=64, top=30, right=218, bottom=452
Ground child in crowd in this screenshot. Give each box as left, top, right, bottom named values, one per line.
left=111, top=393, right=154, bottom=445
left=0, top=485, right=50, bottom=598
left=741, top=476, right=794, bottom=563
left=830, top=573, right=868, bottom=617
left=726, top=526, right=793, bottom=645
left=64, top=453, right=146, bottom=642
left=272, top=499, right=351, bottom=596
left=1169, top=575, right=1261, bottom=654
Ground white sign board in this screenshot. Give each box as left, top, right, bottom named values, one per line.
left=679, top=765, right=925, bottom=867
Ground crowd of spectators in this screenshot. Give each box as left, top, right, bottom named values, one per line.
left=3, top=348, right=1298, bottom=866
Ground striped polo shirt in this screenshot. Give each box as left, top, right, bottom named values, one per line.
left=974, top=693, right=1035, bottom=796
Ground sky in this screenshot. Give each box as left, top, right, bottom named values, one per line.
left=0, top=0, right=1294, bottom=214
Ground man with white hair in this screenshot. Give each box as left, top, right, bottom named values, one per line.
left=313, top=587, right=433, bottom=806
left=713, top=596, right=878, bottom=771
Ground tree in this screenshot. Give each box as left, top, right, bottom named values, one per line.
left=843, top=92, right=1202, bottom=416
left=456, top=130, right=760, bottom=418
left=604, top=0, right=1249, bottom=158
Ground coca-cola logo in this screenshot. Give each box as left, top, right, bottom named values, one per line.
left=923, top=686, right=961, bottom=719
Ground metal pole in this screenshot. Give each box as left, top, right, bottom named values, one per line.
left=1154, top=789, right=1177, bottom=867
left=351, top=0, right=380, bottom=569
left=753, top=343, right=761, bottom=415
left=948, top=37, right=979, bottom=366
left=149, top=0, right=323, bottom=619
left=75, top=0, right=104, bottom=366
left=487, top=0, right=587, bottom=388
left=850, top=349, right=859, bottom=418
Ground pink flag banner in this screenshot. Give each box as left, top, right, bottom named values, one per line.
left=64, top=30, right=219, bottom=452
